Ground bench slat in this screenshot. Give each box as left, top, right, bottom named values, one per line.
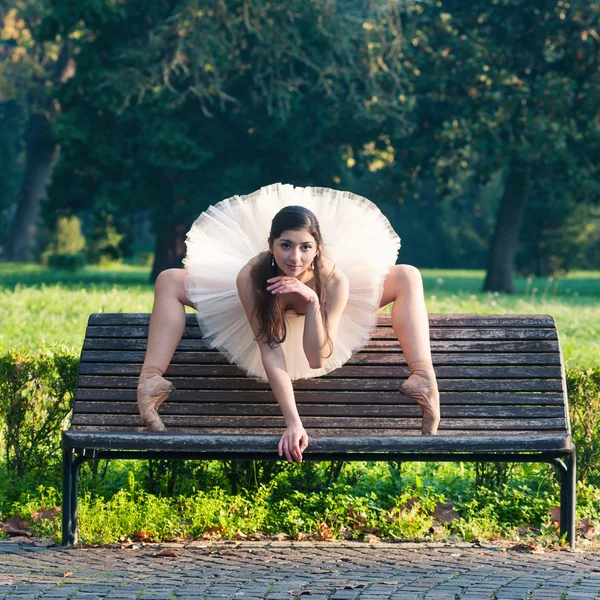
left=76, top=375, right=564, bottom=392
left=70, top=413, right=567, bottom=430
left=82, top=338, right=561, bottom=353
left=87, top=313, right=557, bottom=328
left=75, top=389, right=566, bottom=405
left=80, top=350, right=562, bottom=366
left=77, top=363, right=563, bottom=379
left=73, top=402, right=565, bottom=419
left=84, top=325, right=558, bottom=341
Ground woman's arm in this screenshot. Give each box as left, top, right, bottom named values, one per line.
left=236, top=263, right=308, bottom=463
left=302, top=269, right=349, bottom=369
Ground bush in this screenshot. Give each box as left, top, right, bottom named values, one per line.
left=0, top=347, right=78, bottom=506
left=567, top=365, right=600, bottom=484
left=41, top=215, right=87, bottom=271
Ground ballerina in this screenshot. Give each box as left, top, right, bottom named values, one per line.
left=136, top=183, right=440, bottom=463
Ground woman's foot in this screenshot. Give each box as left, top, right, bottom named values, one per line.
left=137, top=375, right=175, bottom=432
left=401, top=372, right=440, bottom=435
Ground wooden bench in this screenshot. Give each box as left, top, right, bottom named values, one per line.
left=62, top=313, right=576, bottom=546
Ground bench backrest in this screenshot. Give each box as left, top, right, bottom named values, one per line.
left=72, top=313, right=569, bottom=436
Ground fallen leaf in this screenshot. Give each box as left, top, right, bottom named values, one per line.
left=507, top=542, right=544, bottom=553
left=63, top=571, right=73, bottom=578
left=317, top=522, right=333, bottom=540
left=131, top=530, right=153, bottom=542
left=2, top=514, right=31, bottom=531
left=294, top=532, right=308, bottom=541
left=156, top=549, right=178, bottom=557
left=429, top=522, right=444, bottom=535
left=31, top=507, right=61, bottom=524
left=289, top=590, right=312, bottom=596
left=378, top=581, right=400, bottom=585
left=400, top=497, right=420, bottom=516
left=578, top=518, right=600, bottom=540
left=0, top=526, right=32, bottom=537
left=344, top=583, right=367, bottom=589
left=363, top=533, right=381, bottom=543
left=433, top=501, right=460, bottom=524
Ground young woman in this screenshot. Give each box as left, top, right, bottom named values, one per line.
left=136, top=183, right=440, bottom=463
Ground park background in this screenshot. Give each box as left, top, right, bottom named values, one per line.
left=0, top=0, right=599, bottom=545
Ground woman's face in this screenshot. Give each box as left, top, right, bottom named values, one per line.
left=271, top=228, right=319, bottom=278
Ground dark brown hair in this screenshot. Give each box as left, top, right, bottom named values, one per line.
left=250, top=205, right=333, bottom=359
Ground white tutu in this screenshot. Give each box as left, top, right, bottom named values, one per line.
left=183, top=183, right=400, bottom=381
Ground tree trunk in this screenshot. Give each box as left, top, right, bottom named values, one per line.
left=483, top=157, right=530, bottom=293
left=150, top=217, right=188, bottom=282
left=3, top=113, right=59, bottom=261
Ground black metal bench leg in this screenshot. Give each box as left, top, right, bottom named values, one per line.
left=552, top=452, right=577, bottom=548
left=563, top=450, right=576, bottom=548
left=62, top=450, right=86, bottom=546
left=62, top=447, right=74, bottom=545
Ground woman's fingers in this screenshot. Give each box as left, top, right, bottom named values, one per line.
left=299, top=435, right=309, bottom=453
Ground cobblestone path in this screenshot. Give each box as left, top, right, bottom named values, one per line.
left=2, top=540, right=600, bottom=600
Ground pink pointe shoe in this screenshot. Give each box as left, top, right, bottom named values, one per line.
left=137, top=375, right=175, bottom=432
left=400, top=373, right=440, bottom=435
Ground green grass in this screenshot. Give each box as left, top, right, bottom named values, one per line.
left=1, top=263, right=598, bottom=367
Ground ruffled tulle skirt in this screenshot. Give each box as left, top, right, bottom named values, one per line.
left=183, top=183, right=400, bottom=381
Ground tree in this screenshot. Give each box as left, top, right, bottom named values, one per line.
left=0, top=1, right=73, bottom=261
left=389, top=0, right=600, bottom=291
left=41, top=0, right=414, bottom=279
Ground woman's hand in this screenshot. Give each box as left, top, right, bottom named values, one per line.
left=278, top=421, right=309, bottom=463
left=267, top=276, right=318, bottom=304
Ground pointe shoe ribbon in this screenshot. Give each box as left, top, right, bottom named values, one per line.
left=137, top=375, right=176, bottom=432
left=400, top=373, right=440, bottom=435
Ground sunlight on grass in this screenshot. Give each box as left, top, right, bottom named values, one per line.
left=1, top=264, right=598, bottom=367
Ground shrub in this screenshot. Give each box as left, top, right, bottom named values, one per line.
left=41, top=215, right=87, bottom=271
left=0, top=347, right=78, bottom=506
left=567, top=366, right=600, bottom=484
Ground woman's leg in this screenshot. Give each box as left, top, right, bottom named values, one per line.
left=138, top=268, right=196, bottom=431
left=379, top=265, right=440, bottom=435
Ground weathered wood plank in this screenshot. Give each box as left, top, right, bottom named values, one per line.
left=77, top=363, right=563, bottom=379
left=87, top=313, right=557, bottom=328
left=85, top=325, right=558, bottom=341
left=80, top=350, right=562, bottom=366
left=66, top=426, right=570, bottom=439
left=82, top=337, right=561, bottom=353
left=75, top=389, right=566, bottom=405
left=76, top=375, right=564, bottom=392
left=74, top=401, right=565, bottom=419
left=62, top=430, right=572, bottom=455
left=70, top=413, right=566, bottom=430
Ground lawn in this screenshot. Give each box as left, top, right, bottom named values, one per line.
left=1, top=262, right=599, bottom=545
left=1, top=263, right=598, bottom=368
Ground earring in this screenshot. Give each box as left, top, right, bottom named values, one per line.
left=310, top=259, right=315, bottom=270
left=271, top=254, right=275, bottom=268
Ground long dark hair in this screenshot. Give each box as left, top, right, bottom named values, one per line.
left=250, top=205, right=333, bottom=358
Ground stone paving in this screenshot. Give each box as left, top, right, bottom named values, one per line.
left=1, top=539, right=600, bottom=600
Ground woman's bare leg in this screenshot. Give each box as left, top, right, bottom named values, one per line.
left=138, top=268, right=196, bottom=431
left=379, top=265, right=440, bottom=435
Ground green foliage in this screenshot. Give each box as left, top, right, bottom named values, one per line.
left=87, top=211, right=124, bottom=265
left=567, top=366, right=600, bottom=484
left=45, top=215, right=86, bottom=255
left=0, top=347, right=78, bottom=503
